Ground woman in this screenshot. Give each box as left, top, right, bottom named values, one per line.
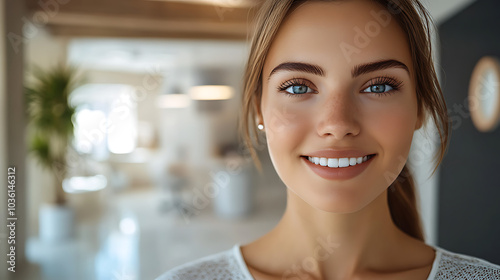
left=156, top=0, right=500, bottom=279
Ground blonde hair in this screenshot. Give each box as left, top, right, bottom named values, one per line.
left=239, top=0, right=450, bottom=241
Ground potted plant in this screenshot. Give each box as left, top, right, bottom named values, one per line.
left=25, top=64, right=81, bottom=242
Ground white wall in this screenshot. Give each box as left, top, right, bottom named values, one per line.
left=423, top=0, right=476, bottom=24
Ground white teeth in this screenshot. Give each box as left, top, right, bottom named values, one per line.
left=328, top=158, right=339, bottom=168
left=339, top=158, right=349, bottom=167
left=307, top=155, right=372, bottom=168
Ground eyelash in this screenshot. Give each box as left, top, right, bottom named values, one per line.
left=366, top=76, right=403, bottom=97
left=277, top=78, right=316, bottom=97
left=276, top=76, right=404, bottom=97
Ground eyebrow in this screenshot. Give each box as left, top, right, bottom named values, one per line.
left=267, top=59, right=410, bottom=80
left=352, top=59, right=410, bottom=77
left=268, top=62, right=324, bottom=80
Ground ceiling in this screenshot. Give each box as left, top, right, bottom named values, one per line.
left=24, top=0, right=476, bottom=40
left=28, top=0, right=478, bottom=77
left=24, top=0, right=263, bottom=40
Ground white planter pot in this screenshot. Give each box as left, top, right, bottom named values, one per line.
left=39, top=204, right=75, bottom=243
left=213, top=161, right=255, bottom=219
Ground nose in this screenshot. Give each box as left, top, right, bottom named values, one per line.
left=316, top=93, right=361, bottom=140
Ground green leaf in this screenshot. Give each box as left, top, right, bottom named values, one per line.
left=25, top=63, right=82, bottom=170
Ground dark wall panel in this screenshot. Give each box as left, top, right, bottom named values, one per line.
left=438, top=0, right=500, bottom=264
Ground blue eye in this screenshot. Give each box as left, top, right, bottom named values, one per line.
left=285, top=85, right=314, bottom=94
left=363, top=84, right=394, bottom=93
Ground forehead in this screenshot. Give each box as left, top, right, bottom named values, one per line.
left=263, top=0, right=412, bottom=79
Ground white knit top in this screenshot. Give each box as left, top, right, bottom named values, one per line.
left=156, top=244, right=500, bottom=280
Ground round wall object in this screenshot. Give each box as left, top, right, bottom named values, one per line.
left=468, top=56, right=500, bottom=132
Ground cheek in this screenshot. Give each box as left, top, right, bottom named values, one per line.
left=262, top=96, right=312, bottom=143
left=372, top=105, right=416, bottom=141
left=262, top=97, right=312, bottom=172
left=367, top=98, right=418, bottom=176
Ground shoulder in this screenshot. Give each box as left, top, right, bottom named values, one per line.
left=432, top=247, right=500, bottom=280
left=155, top=245, right=249, bottom=280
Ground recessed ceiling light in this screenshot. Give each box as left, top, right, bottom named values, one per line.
left=189, top=85, right=234, bottom=100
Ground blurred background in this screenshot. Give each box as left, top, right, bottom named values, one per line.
left=1, top=0, right=499, bottom=279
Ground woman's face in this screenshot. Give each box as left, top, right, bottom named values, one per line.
left=260, top=0, right=423, bottom=213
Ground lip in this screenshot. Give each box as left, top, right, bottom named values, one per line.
left=301, top=154, right=376, bottom=181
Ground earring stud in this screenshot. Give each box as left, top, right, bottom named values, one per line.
left=257, top=123, right=264, bottom=130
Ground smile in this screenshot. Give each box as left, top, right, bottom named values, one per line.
left=301, top=154, right=376, bottom=180
left=306, top=154, right=376, bottom=168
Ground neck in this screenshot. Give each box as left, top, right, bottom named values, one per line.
left=268, top=189, right=411, bottom=279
